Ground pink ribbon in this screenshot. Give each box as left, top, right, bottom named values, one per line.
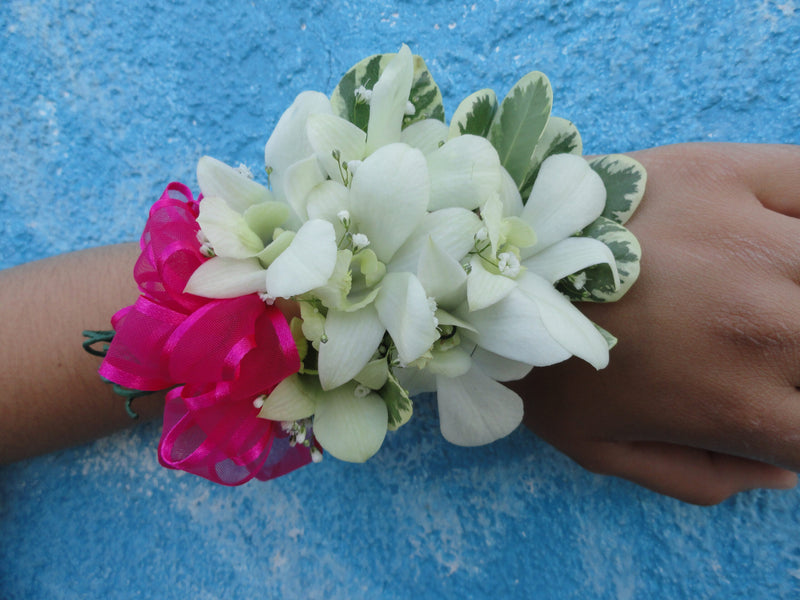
left=100, top=183, right=311, bottom=485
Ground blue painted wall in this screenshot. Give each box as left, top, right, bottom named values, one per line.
left=2, top=1, right=799, bottom=598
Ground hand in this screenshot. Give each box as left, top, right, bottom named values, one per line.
left=512, top=143, right=800, bottom=504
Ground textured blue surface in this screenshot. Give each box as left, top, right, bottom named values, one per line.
left=2, top=1, right=800, bottom=598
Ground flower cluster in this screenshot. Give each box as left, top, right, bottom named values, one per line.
left=97, top=45, right=646, bottom=483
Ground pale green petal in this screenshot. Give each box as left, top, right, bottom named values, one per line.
left=257, top=374, right=317, bottom=421
left=306, top=113, right=367, bottom=182
left=197, top=196, right=264, bottom=258
left=184, top=257, right=266, bottom=298
left=522, top=236, right=619, bottom=287
left=374, top=272, right=439, bottom=365
left=520, top=154, right=606, bottom=255
left=349, top=143, right=429, bottom=263
left=470, top=346, right=533, bottom=382
left=436, top=367, right=523, bottom=446
left=389, top=207, right=482, bottom=273
left=394, top=366, right=437, bottom=395
left=502, top=217, right=537, bottom=249
left=481, top=193, right=504, bottom=255
left=417, top=237, right=468, bottom=309
left=426, top=346, right=472, bottom=378
left=264, top=90, right=332, bottom=179
left=313, top=382, right=388, bottom=463
left=243, top=201, right=290, bottom=244
left=354, top=358, right=389, bottom=390
left=197, top=156, right=272, bottom=214
left=427, top=135, right=503, bottom=211
left=366, top=44, right=414, bottom=152
left=318, top=304, right=385, bottom=391
left=256, top=229, right=295, bottom=267
left=516, top=272, right=609, bottom=369
left=466, top=255, right=517, bottom=311
left=434, top=308, right=476, bottom=333
left=265, top=219, right=337, bottom=298
left=283, top=155, right=327, bottom=221
left=310, top=249, right=353, bottom=310
left=400, top=118, right=449, bottom=155
left=459, top=288, right=570, bottom=366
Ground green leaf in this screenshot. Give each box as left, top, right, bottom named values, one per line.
left=557, top=216, right=641, bottom=303
left=330, top=52, right=445, bottom=132
left=381, top=370, right=413, bottom=430
left=448, top=88, right=498, bottom=138
left=589, top=154, right=647, bottom=225
left=488, top=71, right=552, bottom=190
left=518, top=116, right=583, bottom=201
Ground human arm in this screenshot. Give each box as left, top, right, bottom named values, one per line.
left=0, top=243, right=165, bottom=464
left=512, top=142, right=800, bottom=504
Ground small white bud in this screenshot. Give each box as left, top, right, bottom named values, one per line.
left=351, top=233, right=370, bottom=249
left=310, top=447, right=323, bottom=463
left=475, top=227, right=488, bottom=242
left=354, top=384, right=371, bottom=398
left=345, top=159, right=362, bottom=175
left=236, top=163, right=254, bottom=179
left=354, top=85, right=373, bottom=104
left=253, top=395, right=266, bottom=409
left=404, top=101, right=416, bottom=116
left=337, top=210, right=351, bottom=223
left=498, top=252, right=521, bottom=278
left=258, top=292, right=276, bottom=305
left=572, top=271, right=587, bottom=290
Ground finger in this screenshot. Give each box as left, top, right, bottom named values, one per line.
left=725, top=143, right=800, bottom=218
left=587, top=440, right=798, bottom=505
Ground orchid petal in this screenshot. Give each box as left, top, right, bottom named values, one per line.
left=264, top=91, right=332, bottom=177
left=283, top=155, right=327, bottom=221
left=417, top=237, right=467, bottom=309
left=197, top=156, right=272, bottom=214
left=394, top=366, right=437, bottom=395
left=184, top=257, right=266, bottom=298
left=366, top=44, right=414, bottom=152
left=427, top=135, right=503, bottom=211
left=349, top=143, right=429, bottom=263
left=459, top=287, right=570, bottom=366
left=389, top=208, right=482, bottom=273
left=400, top=119, right=449, bottom=155
left=470, top=346, right=533, bottom=382
left=265, top=219, right=337, bottom=298
left=313, top=383, right=388, bottom=463
left=242, top=201, right=290, bottom=244
left=516, top=272, right=609, bottom=369
left=258, top=374, right=317, bottom=421
left=466, top=255, right=518, bottom=311
left=436, top=367, right=523, bottom=446
left=305, top=180, right=350, bottom=238
left=318, top=304, right=384, bottom=391
left=196, top=196, right=264, bottom=258
left=522, top=236, right=619, bottom=287
left=374, top=272, right=438, bottom=365
left=427, top=346, right=472, bottom=378
left=499, top=167, right=524, bottom=218
left=306, top=113, right=367, bottom=182
left=520, top=153, right=606, bottom=256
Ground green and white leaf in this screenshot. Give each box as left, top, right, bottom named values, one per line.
left=519, top=116, right=583, bottom=201
left=331, top=51, right=445, bottom=132
left=381, top=370, right=413, bottom=430
left=488, top=71, right=552, bottom=190
left=558, top=216, right=641, bottom=303
left=589, top=154, right=647, bottom=225
left=448, top=88, right=498, bottom=139
left=594, top=322, right=618, bottom=350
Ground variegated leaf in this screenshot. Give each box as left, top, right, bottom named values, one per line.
left=594, top=322, right=618, bottom=350
left=448, top=88, right=498, bottom=138
left=519, top=116, right=583, bottom=201
left=488, top=71, right=552, bottom=190
left=381, top=369, right=413, bottom=430
left=331, top=52, right=445, bottom=132
left=589, top=154, right=647, bottom=225
left=557, top=216, right=641, bottom=303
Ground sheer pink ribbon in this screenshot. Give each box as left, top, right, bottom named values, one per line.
left=100, top=183, right=311, bottom=485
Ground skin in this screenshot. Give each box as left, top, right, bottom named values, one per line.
left=1, top=142, right=798, bottom=505
left=511, top=142, right=800, bottom=504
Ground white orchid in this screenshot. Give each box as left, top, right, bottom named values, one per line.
left=180, top=44, right=644, bottom=467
